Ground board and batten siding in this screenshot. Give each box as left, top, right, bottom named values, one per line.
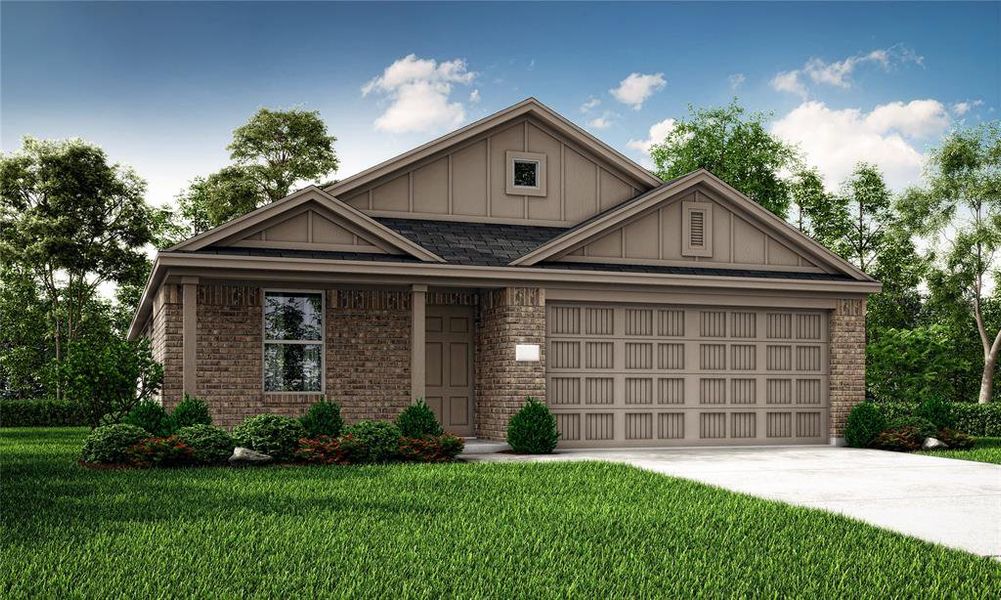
left=340, top=118, right=649, bottom=227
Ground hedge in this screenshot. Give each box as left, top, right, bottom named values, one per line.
left=872, top=401, right=1001, bottom=437
left=1, top=399, right=88, bottom=427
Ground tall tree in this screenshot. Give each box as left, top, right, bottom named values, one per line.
left=815, top=163, right=894, bottom=273
left=901, top=123, right=1001, bottom=403
left=0, top=137, right=161, bottom=397
left=177, top=165, right=261, bottom=233
left=650, top=100, right=798, bottom=217
left=229, top=108, right=339, bottom=203
left=788, top=168, right=833, bottom=236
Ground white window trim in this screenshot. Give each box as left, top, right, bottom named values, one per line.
left=682, top=201, right=713, bottom=257
left=506, top=150, right=547, bottom=197
left=262, top=288, right=326, bottom=394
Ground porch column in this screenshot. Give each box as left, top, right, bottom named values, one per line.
left=410, top=284, right=427, bottom=401
left=181, top=277, right=199, bottom=396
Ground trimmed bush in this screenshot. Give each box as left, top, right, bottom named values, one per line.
left=175, top=424, right=235, bottom=465
left=123, top=402, right=177, bottom=437
left=339, top=420, right=401, bottom=464
left=870, top=426, right=923, bottom=452
left=952, top=403, right=985, bottom=436
left=126, top=436, right=194, bottom=468
left=844, top=402, right=886, bottom=448
left=300, top=400, right=344, bottom=438
left=173, top=394, right=212, bottom=428
left=872, top=401, right=918, bottom=424
left=985, top=403, right=1001, bottom=437
left=915, top=396, right=954, bottom=429
left=295, top=436, right=347, bottom=465
left=873, top=401, right=1001, bottom=437
left=398, top=434, right=464, bottom=463
left=395, top=400, right=443, bottom=438
left=887, top=416, right=937, bottom=440
left=80, top=424, right=149, bottom=464
left=232, top=414, right=306, bottom=462
left=507, top=397, right=558, bottom=454
left=936, top=428, right=975, bottom=450
left=0, top=399, right=87, bottom=427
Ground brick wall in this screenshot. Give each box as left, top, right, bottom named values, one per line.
left=475, top=287, right=546, bottom=440
left=150, top=284, right=183, bottom=410
left=829, top=297, right=867, bottom=440
left=325, top=289, right=412, bottom=423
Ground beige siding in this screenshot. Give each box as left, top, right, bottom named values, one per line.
left=337, top=117, right=647, bottom=226
left=556, top=187, right=829, bottom=273
left=221, top=203, right=392, bottom=254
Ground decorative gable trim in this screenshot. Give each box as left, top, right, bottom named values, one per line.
left=510, top=169, right=874, bottom=282
left=167, top=186, right=445, bottom=263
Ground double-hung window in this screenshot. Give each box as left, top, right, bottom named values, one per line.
left=263, top=291, right=323, bottom=392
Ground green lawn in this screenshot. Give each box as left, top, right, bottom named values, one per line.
left=2, top=428, right=999, bottom=598
left=919, top=437, right=1001, bottom=465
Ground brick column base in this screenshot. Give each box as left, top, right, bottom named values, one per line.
left=829, top=297, right=866, bottom=443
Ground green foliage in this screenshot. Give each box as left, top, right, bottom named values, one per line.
left=123, top=402, right=177, bottom=437
left=80, top=424, right=149, bottom=464
left=870, top=426, right=923, bottom=452
left=872, top=401, right=919, bottom=424
left=0, top=399, right=86, bottom=426
left=339, top=420, right=401, bottom=464
left=172, top=394, right=212, bottom=428
left=788, top=168, right=832, bottom=235
left=650, top=100, right=798, bottom=217
left=232, top=414, right=306, bottom=461
left=816, top=163, right=894, bottom=273
left=915, top=396, right=955, bottom=429
left=0, top=266, right=52, bottom=398
left=887, top=416, right=938, bottom=440
left=57, top=337, right=163, bottom=427
left=299, top=400, right=344, bottom=438
left=843, top=403, right=887, bottom=448
left=125, top=436, right=194, bottom=468
left=177, top=165, right=261, bottom=233
left=507, top=397, right=559, bottom=454
left=935, top=429, right=975, bottom=450
left=174, top=424, right=235, bottom=465
left=395, top=400, right=443, bottom=438
left=866, top=326, right=964, bottom=402
left=398, top=434, right=464, bottom=463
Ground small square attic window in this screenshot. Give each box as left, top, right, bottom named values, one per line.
left=506, top=151, right=547, bottom=196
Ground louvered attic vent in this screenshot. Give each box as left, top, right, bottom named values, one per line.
left=682, top=201, right=712, bottom=257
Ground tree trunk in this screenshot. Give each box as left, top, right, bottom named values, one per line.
left=978, top=354, right=996, bottom=404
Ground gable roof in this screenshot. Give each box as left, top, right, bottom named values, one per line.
left=325, top=97, right=663, bottom=198
left=168, top=186, right=444, bottom=262
left=509, top=169, right=875, bottom=282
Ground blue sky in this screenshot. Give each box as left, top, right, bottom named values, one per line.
left=2, top=1, right=998, bottom=206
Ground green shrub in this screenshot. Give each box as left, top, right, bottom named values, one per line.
left=80, top=424, right=149, bottom=464
left=175, top=424, right=235, bottom=465
left=866, top=325, right=962, bottom=402
left=339, top=420, right=401, bottom=464
left=951, top=403, right=985, bottom=436
left=915, top=395, right=954, bottom=429
left=870, top=426, right=923, bottom=452
left=844, top=403, right=887, bottom=448
left=395, top=400, right=443, bottom=438
left=125, top=436, right=194, bottom=468
left=399, top=434, right=464, bottom=463
left=300, top=400, right=344, bottom=438
left=0, top=399, right=87, bottom=426
left=985, top=403, right=1001, bottom=437
left=295, top=436, right=347, bottom=465
left=936, top=428, right=975, bottom=450
left=887, top=416, right=937, bottom=440
left=232, top=414, right=306, bottom=461
left=172, top=394, right=211, bottom=428
left=507, top=397, right=558, bottom=454
left=872, top=401, right=918, bottom=424
left=123, top=401, right=177, bottom=437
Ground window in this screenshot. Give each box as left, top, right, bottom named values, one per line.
left=505, top=150, right=547, bottom=196
left=264, top=291, right=323, bottom=392
left=682, top=201, right=713, bottom=257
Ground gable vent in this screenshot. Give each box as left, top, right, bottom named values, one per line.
left=682, top=200, right=713, bottom=257
left=690, top=211, right=705, bottom=247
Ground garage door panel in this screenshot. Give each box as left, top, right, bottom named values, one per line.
left=548, top=303, right=829, bottom=448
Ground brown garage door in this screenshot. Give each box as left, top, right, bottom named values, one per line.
left=546, top=303, right=829, bottom=447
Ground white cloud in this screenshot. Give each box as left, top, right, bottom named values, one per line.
left=729, top=73, right=746, bottom=90
left=771, top=71, right=807, bottom=97
left=952, top=99, right=983, bottom=116
left=587, top=116, right=612, bottom=130
left=361, top=54, right=475, bottom=133
left=469, top=89, right=480, bottom=104
left=610, top=72, right=666, bottom=110
left=627, top=117, right=677, bottom=156
left=771, top=100, right=945, bottom=191
left=580, top=96, right=601, bottom=113
left=772, top=46, right=923, bottom=96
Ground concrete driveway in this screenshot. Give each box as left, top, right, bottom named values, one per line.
left=466, top=445, right=1001, bottom=557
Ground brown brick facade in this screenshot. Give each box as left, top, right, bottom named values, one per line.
left=150, top=284, right=183, bottom=411
left=475, top=287, right=547, bottom=440
left=829, top=297, right=867, bottom=440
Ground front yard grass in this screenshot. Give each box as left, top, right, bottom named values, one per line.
left=919, top=436, right=1001, bottom=465
left=2, top=427, right=999, bottom=598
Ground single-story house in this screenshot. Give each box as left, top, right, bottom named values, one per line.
left=128, top=98, right=879, bottom=447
